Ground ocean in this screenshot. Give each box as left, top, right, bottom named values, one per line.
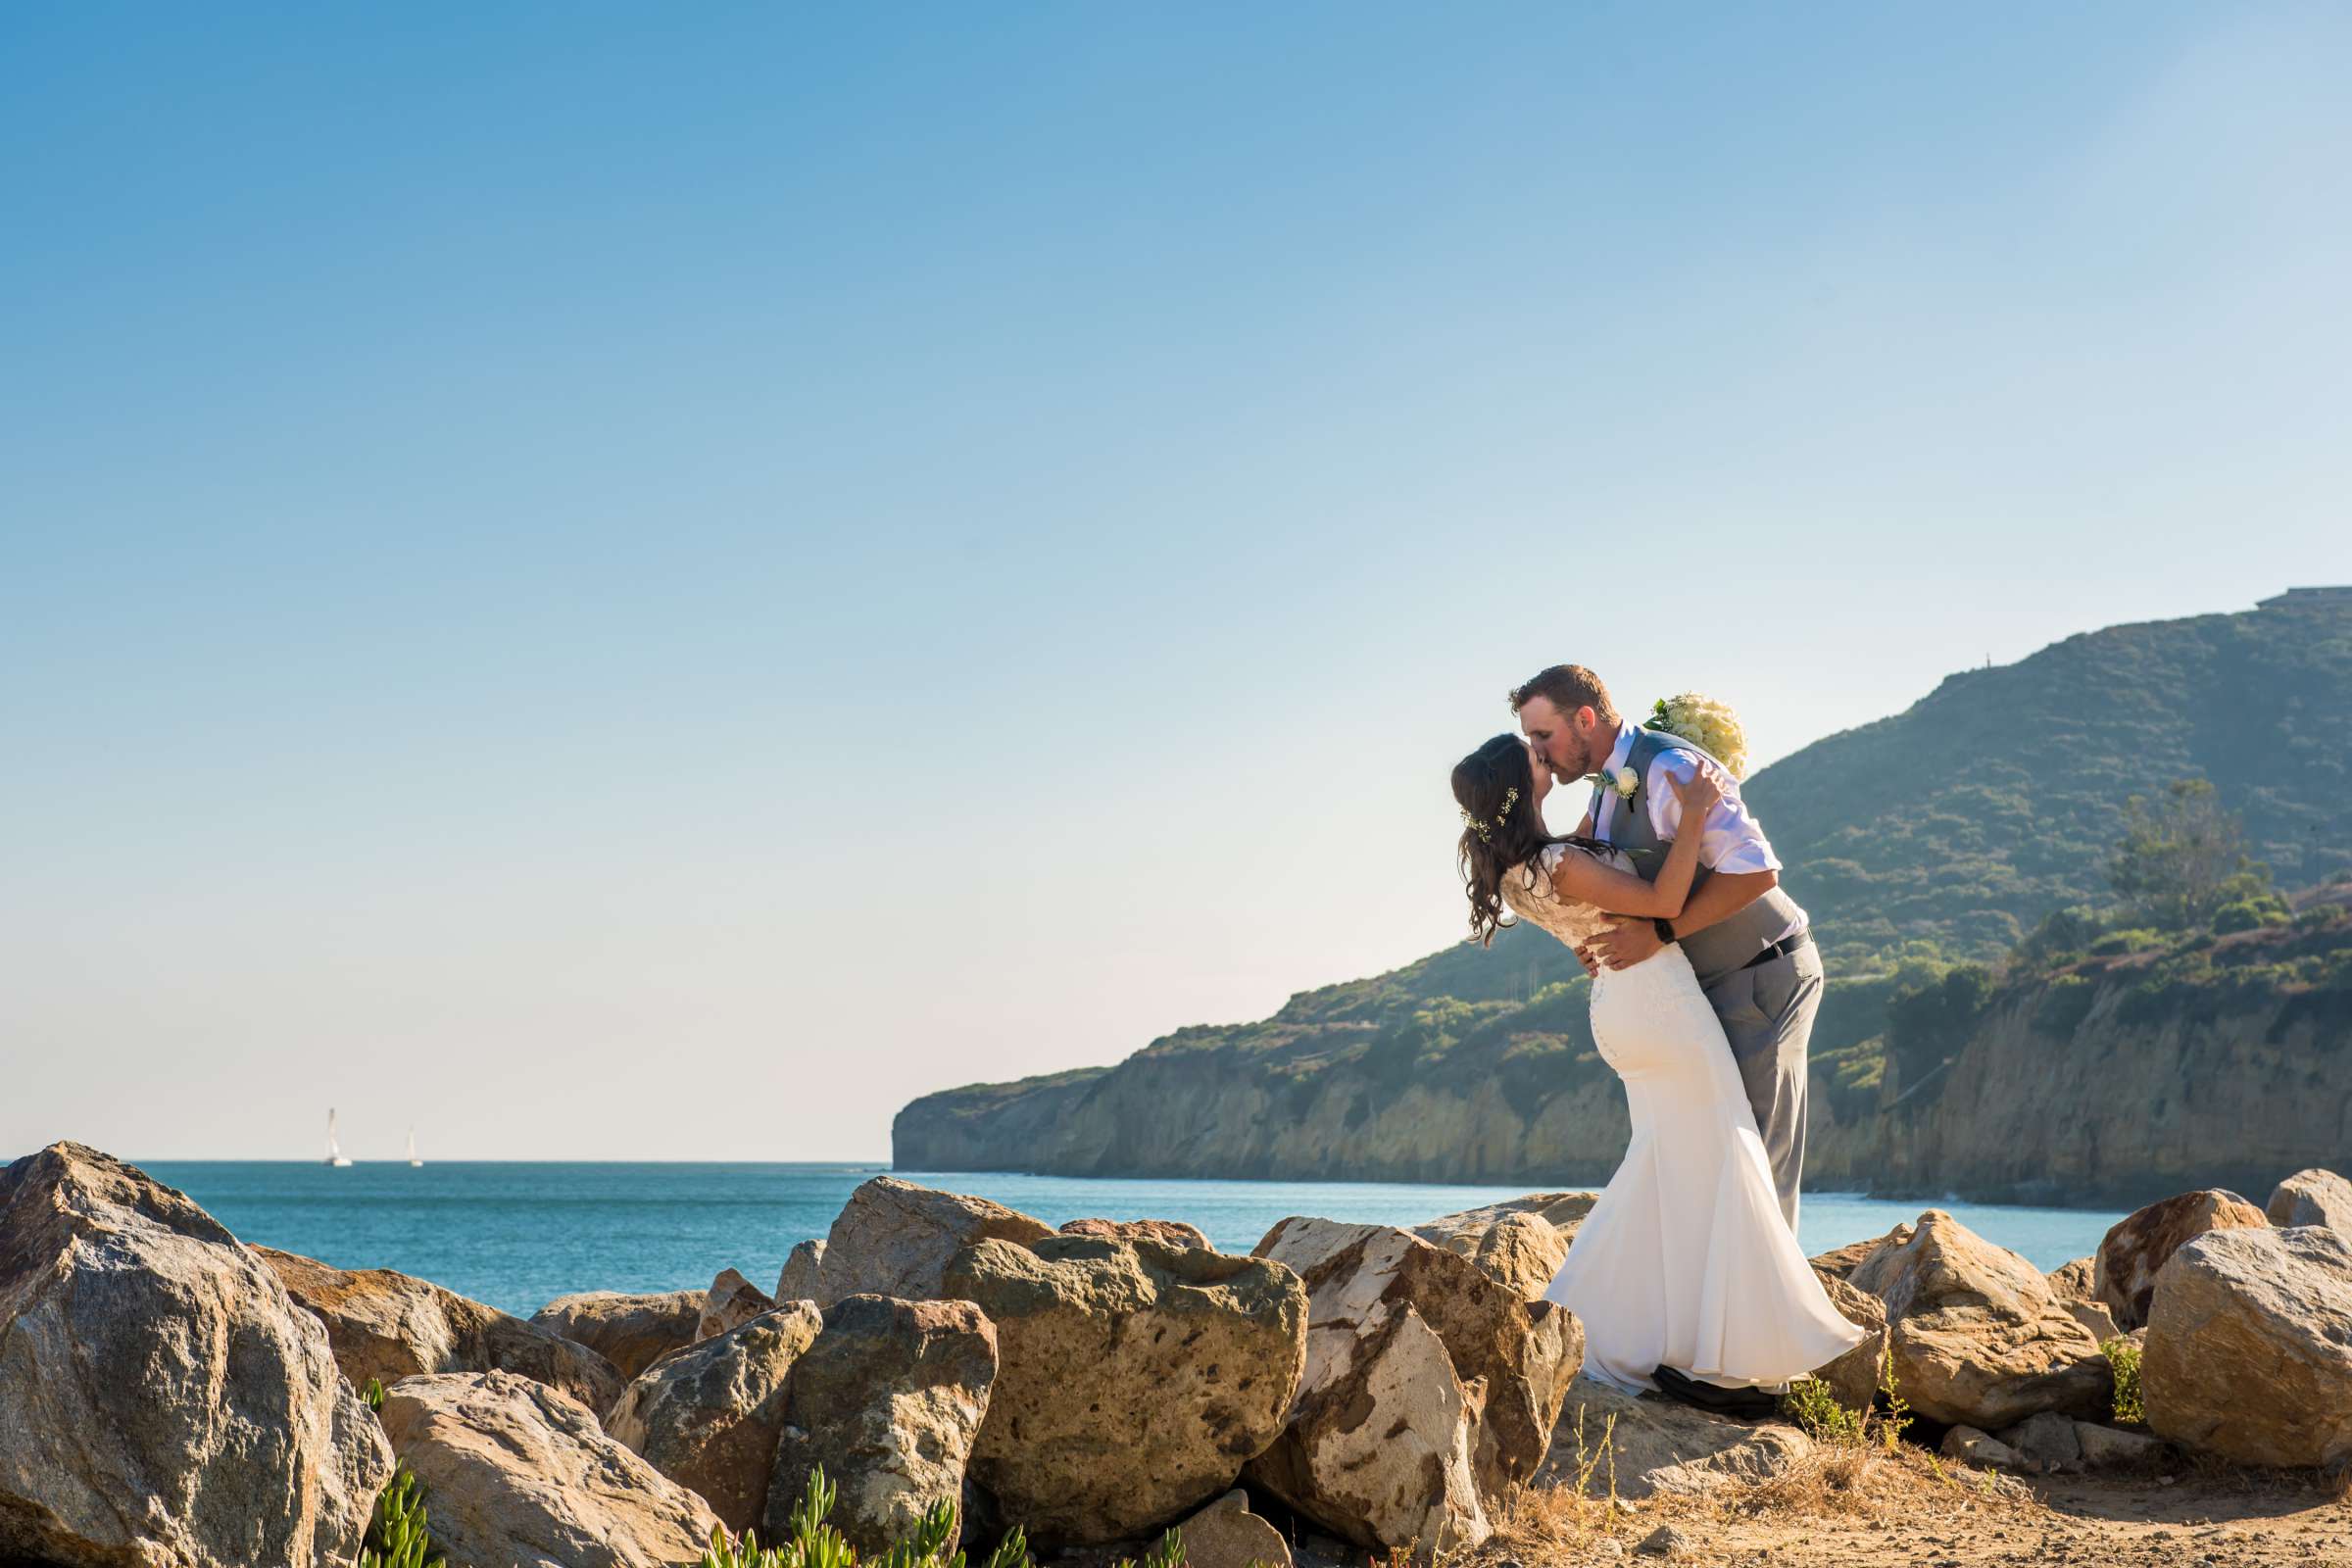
left=138, top=1160, right=2130, bottom=1319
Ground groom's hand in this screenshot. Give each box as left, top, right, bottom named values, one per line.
left=1589, top=915, right=1665, bottom=971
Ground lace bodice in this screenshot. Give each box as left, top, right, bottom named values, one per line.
left=1500, top=841, right=1638, bottom=949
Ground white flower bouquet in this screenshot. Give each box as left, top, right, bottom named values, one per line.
left=1648, top=692, right=1751, bottom=780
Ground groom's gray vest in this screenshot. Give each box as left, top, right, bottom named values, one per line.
left=1596, top=727, right=1806, bottom=989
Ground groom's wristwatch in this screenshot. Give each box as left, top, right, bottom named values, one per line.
left=1651, top=917, right=1677, bottom=945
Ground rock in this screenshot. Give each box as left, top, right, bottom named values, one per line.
left=1808, top=1223, right=1914, bottom=1282
left=777, top=1238, right=826, bottom=1301
left=1466, top=1211, right=1571, bottom=1299
left=2046, top=1256, right=2096, bottom=1302
left=2066, top=1299, right=2121, bottom=1343
left=1940, top=1425, right=2029, bottom=1470
left=1546, top=1376, right=1811, bottom=1499
left=942, top=1235, right=1306, bottom=1546
left=2141, top=1224, right=2352, bottom=1467
left=1174, top=1489, right=1295, bottom=1568
left=1995, top=1410, right=2082, bottom=1471
left=2093, top=1191, right=2268, bottom=1331
left=2073, top=1421, right=2167, bottom=1467
left=764, top=1295, right=998, bottom=1557
left=2267, top=1168, right=2352, bottom=1232
left=1244, top=1218, right=1584, bottom=1550
left=530, top=1289, right=705, bottom=1382
left=700, top=1266, right=776, bottom=1341
left=379, top=1370, right=722, bottom=1568
left=257, top=1245, right=622, bottom=1414
left=1058, top=1216, right=1212, bottom=1250
left=606, top=1302, right=824, bottom=1533
left=815, top=1176, right=1054, bottom=1306
left=1848, top=1210, right=2110, bottom=1429
left=1413, top=1191, right=1596, bottom=1257
left=1810, top=1274, right=1887, bottom=1412
left=0, top=1143, right=391, bottom=1568
left=1635, top=1523, right=1696, bottom=1558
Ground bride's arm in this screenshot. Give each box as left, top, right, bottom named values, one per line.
left=1543, top=767, right=1724, bottom=917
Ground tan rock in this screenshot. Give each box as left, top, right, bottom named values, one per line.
left=2141, top=1224, right=2352, bottom=1467
left=816, top=1176, right=1054, bottom=1306
left=1058, top=1216, right=1212, bottom=1250
left=700, top=1266, right=776, bottom=1341
left=2093, top=1191, right=2268, bottom=1331
left=2266, top=1167, right=2352, bottom=1232
left=530, top=1289, right=705, bottom=1381
left=1413, top=1191, right=1596, bottom=1257
left=2074, top=1421, right=2166, bottom=1467
left=2045, top=1256, right=2096, bottom=1302
left=606, top=1302, right=823, bottom=1533
left=1465, top=1211, right=1571, bottom=1299
left=1995, top=1410, right=2082, bottom=1471
left=777, top=1238, right=826, bottom=1301
left=1809, top=1274, right=1888, bottom=1413
left=0, top=1143, right=391, bottom=1568
left=2066, top=1298, right=2121, bottom=1343
left=942, top=1235, right=1306, bottom=1546
left=1940, top=1425, right=2028, bottom=1470
left=1245, top=1218, right=1584, bottom=1551
left=1174, top=1489, right=1294, bottom=1568
left=1848, top=1210, right=2110, bottom=1429
left=764, top=1295, right=998, bottom=1557
left=1546, top=1376, right=1811, bottom=1499
left=379, top=1370, right=722, bottom=1568
left=1808, top=1223, right=1914, bottom=1282
left=257, top=1246, right=621, bottom=1414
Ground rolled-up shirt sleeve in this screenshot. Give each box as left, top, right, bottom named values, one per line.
left=1642, top=748, right=1783, bottom=874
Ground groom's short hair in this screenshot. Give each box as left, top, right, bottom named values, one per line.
left=1510, top=664, right=1619, bottom=726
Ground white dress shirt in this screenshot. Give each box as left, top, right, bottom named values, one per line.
left=1590, top=721, right=1807, bottom=941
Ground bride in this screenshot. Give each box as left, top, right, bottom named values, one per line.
left=1449, top=733, right=1867, bottom=1399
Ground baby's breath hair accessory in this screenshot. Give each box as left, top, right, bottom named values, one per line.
left=1458, top=786, right=1520, bottom=843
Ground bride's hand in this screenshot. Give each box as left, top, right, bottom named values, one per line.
left=1670, top=762, right=1726, bottom=819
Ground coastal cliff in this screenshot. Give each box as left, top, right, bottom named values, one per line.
left=897, top=597, right=2352, bottom=1200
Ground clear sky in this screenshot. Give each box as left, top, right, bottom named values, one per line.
left=7, top=4, right=2350, bottom=1162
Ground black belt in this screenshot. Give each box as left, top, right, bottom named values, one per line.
left=1740, top=929, right=1812, bottom=971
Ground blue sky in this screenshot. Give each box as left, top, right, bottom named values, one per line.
left=7, top=4, right=2349, bottom=1160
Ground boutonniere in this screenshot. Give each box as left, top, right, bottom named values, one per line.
left=1587, top=766, right=1640, bottom=801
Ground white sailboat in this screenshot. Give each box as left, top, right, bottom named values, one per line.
left=324, top=1107, right=353, bottom=1167
left=407, top=1126, right=422, bottom=1168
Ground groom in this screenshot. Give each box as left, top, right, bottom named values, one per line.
left=1511, top=663, right=1822, bottom=1234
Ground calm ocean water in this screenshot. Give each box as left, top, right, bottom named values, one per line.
left=137, top=1160, right=2128, bottom=1319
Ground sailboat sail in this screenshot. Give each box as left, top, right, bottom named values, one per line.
left=325, top=1108, right=353, bottom=1167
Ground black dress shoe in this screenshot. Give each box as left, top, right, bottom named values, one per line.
left=1651, top=1365, right=1781, bottom=1420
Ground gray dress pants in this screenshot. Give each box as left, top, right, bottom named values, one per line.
left=1698, top=940, right=1825, bottom=1233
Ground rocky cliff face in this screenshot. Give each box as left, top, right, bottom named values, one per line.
left=897, top=914, right=2352, bottom=1203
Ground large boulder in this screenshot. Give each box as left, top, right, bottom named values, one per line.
left=0, top=1143, right=392, bottom=1568
left=2267, top=1168, right=2352, bottom=1233
left=941, top=1235, right=1306, bottom=1546
left=1244, top=1218, right=1583, bottom=1552
left=1809, top=1222, right=1914, bottom=1282
left=1414, top=1192, right=1595, bottom=1258
left=2141, top=1224, right=2352, bottom=1467
left=764, top=1295, right=999, bottom=1557
left=814, top=1177, right=1054, bottom=1306
left=1058, top=1216, right=1212, bottom=1250
left=1465, top=1212, right=1571, bottom=1299
left=380, top=1370, right=723, bottom=1567
left=776, top=1239, right=826, bottom=1301
left=2093, top=1191, right=2268, bottom=1331
left=257, top=1246, right=622, bottom=1414
left=607, top=1302, right=824, bottom=1533
left=699, top=1266, right=776, bottom=1341
left=530, top=1289, right=704, bottom=1381
left=1547, top=1376, right=1812, bottom=1498
left=1848, top=1210, right=2110, bottom=1429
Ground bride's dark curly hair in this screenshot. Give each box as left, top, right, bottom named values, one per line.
left=1452, top=734, right=1610, bottom=948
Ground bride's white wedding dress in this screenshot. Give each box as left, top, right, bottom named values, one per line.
left=1502, top=841, right=1868, bottom=1394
